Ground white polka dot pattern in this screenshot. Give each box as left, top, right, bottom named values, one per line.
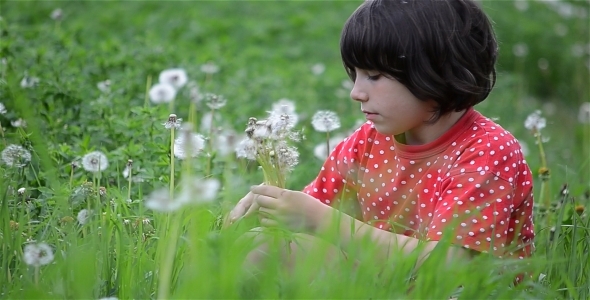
left=303, top=109, right=535, bottom=259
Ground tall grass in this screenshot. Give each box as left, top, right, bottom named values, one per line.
left=1, top=1, right=589, bottom=299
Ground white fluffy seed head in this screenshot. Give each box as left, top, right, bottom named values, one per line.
left=81, top=151, right=109, bottom=173
left=23, top=243, right=54, bottom=267
left=158, top=68, right=188, bottom=89
left=145, top=188, right=182, bottom=213
left=1, top=144, right=32, bottom=168
left=149, top=83, right=177, bottom=104
left=235, top=138, right=258, bottom=160
left=311, top=110, right=341, bottom=132
left=177, top=177, right=221, bottom=205
left=524, top=110, right=546, bottom=132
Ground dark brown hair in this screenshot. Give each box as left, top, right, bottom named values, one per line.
left=341, top=0, right=498, bottom=121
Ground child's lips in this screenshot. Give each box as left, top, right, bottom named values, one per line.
left=363, top=111, right=378, bottom=120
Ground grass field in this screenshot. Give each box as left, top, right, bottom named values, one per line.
left=1, top=1, right=589, bottom=299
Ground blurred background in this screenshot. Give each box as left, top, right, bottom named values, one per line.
left=1, top=0, right=589, bottom=193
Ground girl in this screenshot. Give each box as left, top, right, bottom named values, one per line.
left=230, top=0, right=534, bottom=278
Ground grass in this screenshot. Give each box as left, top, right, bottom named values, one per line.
left=1, top=1, right=589, bottom=299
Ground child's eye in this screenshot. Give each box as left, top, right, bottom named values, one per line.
left=367, top=74, right=381, bottom=81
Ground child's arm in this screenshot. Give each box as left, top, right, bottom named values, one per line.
left=251, top=185, right=473, bottom=268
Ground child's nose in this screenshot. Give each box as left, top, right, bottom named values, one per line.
left=350, top=85, right=368, bottom=102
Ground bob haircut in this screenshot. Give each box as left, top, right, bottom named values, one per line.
left=340, top=0, right=498, bottom=122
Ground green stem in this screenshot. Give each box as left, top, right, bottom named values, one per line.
left=144, top=75, right=152, bottom=108
left=170, top=128, right=175, bottom=200
left=157, top=212, right=181, bottom=300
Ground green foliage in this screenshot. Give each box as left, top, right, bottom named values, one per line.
left=0, top=1, right=589, bottom=299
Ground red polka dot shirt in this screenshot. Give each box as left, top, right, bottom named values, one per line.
left=303, top=108, right=535, bottom=259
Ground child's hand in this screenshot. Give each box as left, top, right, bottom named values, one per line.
left=250, top=185, right=328, bottom=232
left=228, top=190, right=260, bottom=224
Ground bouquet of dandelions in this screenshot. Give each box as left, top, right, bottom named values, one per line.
left=238, top=111, right=301, bottom=187
left=228, top=109, right=301, bottom=226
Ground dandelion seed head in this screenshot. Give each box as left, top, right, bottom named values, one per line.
left=145, top=188, right=182, bottom=212
left=17, top=187, right=26, bottom=194
left=213, top=130, right=240, bottom=157
left=268, top=113, right=296, bottom=140
left=163, top=114, right=182, bottom=129
left=77, top=209, right=92, bottom=225
left=97, top=80, right=111, bottom=94
left=578, top=102, right=590, bottom=124
left=236, top=138, right=257, bottom=160
left=311, top=63, right=326, bottom=76
left=23, top=242, right=54, bottom=267
left=159, top=68, right=188, bottom=89
left=524, top=110, right=546, bottom=132
left=204, top=93, right=227, bottom=110
left=149, top=83, right=177, bottom=104
left=1, top=144, right=32, bottom=168
left=512, top=43, right=529, bottom=58
left=81, top=151, right=109, bottom=172
left=11, top=118, right=27, bottom=128
left=188, top=81, right=202, bottom=103
left=200, top=62, right=220, bottom=74
left=0, top=102, right=6, bottom=114
left=272, top=99, right=296, bottom=115
left=311, top=110, right=341, bottom=132
left=276, top=143, right=300, bottom=172
left=177, top=177, right=221, bottom=205
left=50, top=8, right=63, bottom=20
left=514, top=0, right=528, bottom=11
left=20, top=76, right=40, bottom=88
left=174, top=131, right=206, bottom=160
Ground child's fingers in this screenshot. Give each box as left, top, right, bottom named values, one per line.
left=243, top=201, right=260, bottom=218
left=229, top=193, right=254, bottom=222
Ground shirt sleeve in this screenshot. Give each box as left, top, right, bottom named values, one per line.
left=302, top=126, right=368, bottom=213
left=426, top=171, right=522, bottom=256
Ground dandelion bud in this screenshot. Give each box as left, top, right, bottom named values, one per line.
left=9, top=220, right=19, bottom=230
left=575, top=205, right=585, bottom=215
left=538, top=167, right=550, bottom=181
left=60, top=216, right=74, bottom=224
left=17, top=187, right=26, bottom=195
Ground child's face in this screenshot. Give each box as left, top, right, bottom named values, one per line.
left=350, top=68, right=435, bottom=139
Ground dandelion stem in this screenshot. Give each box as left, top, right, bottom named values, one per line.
left=170, top=128, right=175, bottom=200
left=127, top=168, right=132, bottom=205
left=34, top=266, right=39, bottom=286
left=0, top=123, right=6, bottom=148
left=535, top=132, right=550, bottom=209
left=144, top=75, right=152, bottom=108
left=157, top=212, right=182, bottom=300
left=326, top=131, right=331, bottom=158
left=69, top=166, right=74, bottom=190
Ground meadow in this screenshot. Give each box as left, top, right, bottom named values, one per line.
left=1, top=0, right=589, bottom=299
